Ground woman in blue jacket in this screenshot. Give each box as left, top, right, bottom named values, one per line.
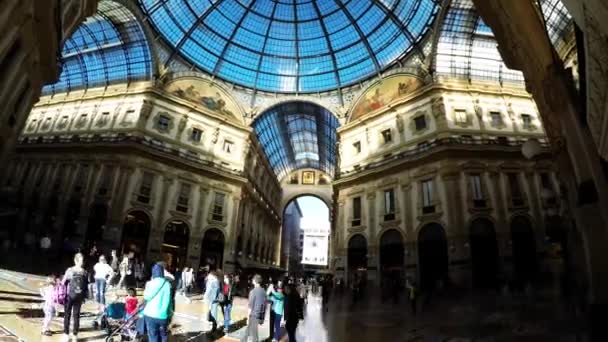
left=143, top=263, right=172, bottom=342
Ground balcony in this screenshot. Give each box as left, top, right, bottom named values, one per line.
left=338, top=137, right=550, bottom=178
left=17, top=134, right=244, bottom=177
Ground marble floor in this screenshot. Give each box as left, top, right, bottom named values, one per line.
left=0, top=269, right=587, bottom=341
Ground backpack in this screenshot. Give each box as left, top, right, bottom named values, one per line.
left=69, top=270, right=88, bottom=299
left=52, top=283, right=67, bottom=305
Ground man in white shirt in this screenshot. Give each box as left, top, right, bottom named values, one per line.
left=93, top=255, right=114, bottom=305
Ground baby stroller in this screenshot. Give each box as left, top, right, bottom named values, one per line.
left=94, top=301, right=141, bottom=341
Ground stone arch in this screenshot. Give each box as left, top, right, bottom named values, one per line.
left=281, top=192, right=332, bottom=214
left=510, top=215, right=537, bottom=288
left=469, top=217, right=499, bottom=288
left=379, top=229, right=405, bottom=287
left=417, top=222, right=448, bottom=290
left=253, top=96, right=343, bottom=124
left=347, top=234, right=368, bottom=273
left=161, top=218, right=191, bottom=270
left=120, top=209, right=152, bottom=257
left=200, top=227, right=225, bottom=271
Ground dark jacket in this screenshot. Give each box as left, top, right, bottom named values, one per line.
left=283, top=291, right=303, bottom=324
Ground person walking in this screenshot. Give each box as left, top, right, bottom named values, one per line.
left=240, top=274, right=266, bottom=342
left=93, top=255, right=113, bottom=306
left=39, top=275, right=57, bottom=336
left=220, top=274, right=235, bottom=333
left=203, top=271, right=220, bottom=332
left=62, top=253, right=88, bottom=341
left=266, top=279, right=277, bottom=339
left=143, top=263, right=172, bottom=342
left=406, top=278, right=417, bottom=315
left=283, top=284, right=303, bottom=342
left=268, top=282, right=285, bottom=342
left=321, top=277, right=331, bottom=312
left=117, top=256, right=129, bottom=289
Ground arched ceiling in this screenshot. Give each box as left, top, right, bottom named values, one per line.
left=138, top=0, right=439, bottom=93
left=42, top=1, right=153, bottom=94
left=252, top=102, right=340, bottom=180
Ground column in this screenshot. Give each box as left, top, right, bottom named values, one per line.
left=75, top=163, right=103, bottom=244
left=366, top=191, right=378, bottom=284
left=104, top=165, right=136, bottom=249
left=147, top=176, right=175, bottom=262
left=223, top=194, right=242, bottom=273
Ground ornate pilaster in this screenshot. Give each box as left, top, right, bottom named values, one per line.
left=147, top=176, right=175, bottom=262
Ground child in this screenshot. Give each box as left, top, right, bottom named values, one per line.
left=125, top=288, right=138, bottom=319
left=39, top=275, right=57, bottom=336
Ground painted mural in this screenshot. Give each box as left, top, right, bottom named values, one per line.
left=166, top=78, right=242, bottom=122
left=350, top=74, right=424, bottom=121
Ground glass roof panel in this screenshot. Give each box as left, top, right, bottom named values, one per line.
left=43, top=1, right=152, bottom=94
left=253, top=102, right=340, bottom=180
left=139, top=0, right=438, bottom=93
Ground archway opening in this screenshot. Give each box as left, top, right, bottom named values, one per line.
left=120, top=211, right=151, bottom=259
left=511, top=216, right=537, bottom=288
left=162, top=220, right=190, bottom=271
left=418, top=223, right=448, bottom=291
left=282, top=195, right=331, bottom=274
left=200, top=228, right=225, bottom=271
left=84, top=202, right=108, bottom=250
left=469, top=218, right=499, bottom=288
left=348, top=234, right=368, bottom=284
left=380, top=229, right=404, bottom=289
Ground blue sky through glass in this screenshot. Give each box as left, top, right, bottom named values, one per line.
left=139, top=0, right=439, bottom=93
left=297, top=195, right=330, bottom=230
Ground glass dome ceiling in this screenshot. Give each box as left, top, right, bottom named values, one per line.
left=139, top=0, right=439, bottom=93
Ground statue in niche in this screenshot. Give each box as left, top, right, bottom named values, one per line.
left=396, top=115, right=404, bottom=132
left=211, top=127, right=219, bottom=144
left=431, top=97, right=446, bottom=119
left=474, top=99, right=483, bottom=118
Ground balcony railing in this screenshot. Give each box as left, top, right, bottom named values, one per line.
left=18, top=134, right=244, bottom=177
left=339, top=137, right=549, bottom=178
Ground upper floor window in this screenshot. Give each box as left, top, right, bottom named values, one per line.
left=471, top=174, right=484, bottom=200
left=98, top=166, right=114, bottom=195
left=381, top=129, right=392, bottom=144
left=191, top=128, right=203, bottom=142
left=353, top=141, right=361, bottom=154
left=384, top=189, right=395, bottom=221
left=223, top=140, right=234, bottom=154
left=454, top=109, right=468, bottom=125
left=490, top=111, right=503, bottom=127
left=176, top=183, right=191, bottom=213
left=352, top=196, right=362, bottom=226
left=507, top=173, right=524, bottom=206
left=421, top=179, right=435, bottom=213
left=414, top=115, right=427, bottom=131
left=521, top=114, right=532, bottom=129
left=158, top=115, right=170, bottom=131
left=212, top=192, right=226, bottom=221
left=137, top=171, right=154, bottom=204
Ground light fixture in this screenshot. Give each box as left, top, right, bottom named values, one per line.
left=522, top=138, right=542, bottom=159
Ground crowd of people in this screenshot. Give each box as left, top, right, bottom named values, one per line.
left=38, top=248, right=321, bottom=342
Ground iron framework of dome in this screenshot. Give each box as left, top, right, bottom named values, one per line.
left=139, top=0, right=439, bottom=93
left=43, top=1, right=152, bottom=94
left=253, top=102, right=340, bottom=180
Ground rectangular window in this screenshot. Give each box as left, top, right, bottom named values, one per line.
left=176, top=183, right=191, bottom=212
left=454, top=109, right=467, bottom=125
left=352, top=196, right=361, bottom=226
left=381, top=129, right=392, bottom=144
left=212, top=192, right=225, bottom=221
left=384, top=189, right=395, bottom=221
left=490, top=111, right=503, bottom=127
left=191, top=128, right=202, bottom=142
left=521, top=114, right=532, bottom=129
left=137, top=171, right=154, bottom=204
left=353, top=141, right=361, bottom=154
left=414, top=115, right=427, bottom=131
left=223, top=140, right=234, bottom=154
left=422, top=179, right=435, bottom=213
left=470, top=174, right=486, bottom=207
left=158, top=115, right=170, bottom=131
left=98, top=166, right=114, bottom=195
left=508, top=173, right=524, bottom=206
